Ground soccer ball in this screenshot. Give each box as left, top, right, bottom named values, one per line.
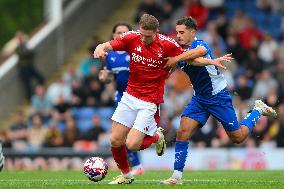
left=83, top=157, right=108, bottom=182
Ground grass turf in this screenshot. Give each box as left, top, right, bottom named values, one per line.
left=0, top=170, right=283, bottom=189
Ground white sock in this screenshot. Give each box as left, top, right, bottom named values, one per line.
left=173, top=170, right=183, bottom=179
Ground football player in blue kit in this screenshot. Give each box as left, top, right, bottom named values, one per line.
left=99, top=22, right=144, bottom=175
left=161, top=17, right=277, bottom=184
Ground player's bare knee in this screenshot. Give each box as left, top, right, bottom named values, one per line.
left=176, top=128, right=190, bottom=141
left=110, top=136, right=124, bottom=147
left=230, top=136, right=244, bottom=144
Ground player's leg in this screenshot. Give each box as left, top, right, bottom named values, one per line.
left=161, top=97, right=209, bottom=185
left=208, top=91, right=277, bottom=144
left=127, top=149, right=145, bottom=175
left=109, top=94, right=137, bottom=184
left=116, top=92, right=144, bottom=175
left=126, top=104, right=166, bottom=156
left=228, top=99, right=277, bottom=143
left=0, top=141, right=4, bottom=171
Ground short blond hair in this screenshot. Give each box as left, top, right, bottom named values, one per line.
left=139, top=14, right=159, bottom=31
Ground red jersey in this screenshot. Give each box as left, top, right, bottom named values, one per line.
left=109, top=31, right=184, bottom=103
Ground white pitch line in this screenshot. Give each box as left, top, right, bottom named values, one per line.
left=0, top=179, right=283, bottom=183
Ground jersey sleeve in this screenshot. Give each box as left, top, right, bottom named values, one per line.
left=109, top=31, right=136, bottom=51
left=166, top=40, right=185, bottom=57
left=193, top=40, right=208, bottom=54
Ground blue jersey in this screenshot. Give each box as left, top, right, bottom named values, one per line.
left=105, top=51, right=130, bottom=95
left=180, top=38, right=239, bottom=131
left=179, top=38, right=227, bottom=97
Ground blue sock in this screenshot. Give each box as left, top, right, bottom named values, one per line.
left=174, top=141, right=189, bottom=172
left=240, top=109, right=261, bottom=130
left=127, top=149, right=141, bottom=167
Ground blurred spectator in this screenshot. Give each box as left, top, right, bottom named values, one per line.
left=278, top=34, right=284, bottom=60
left=199, top=21, right=227, bottom=56
left=47, top=77, right=72, bottom=104
left=79, top=47, right=101, bottom=77
left=0, top=130, right=12, bottom=148
left=235, top=75, right=253, bottom=101
left=237, top=18, right=263, bottom=50
left=83, top=64, right=100, bottom=86
left=100, top=84, right=115, bottom=107
left=44, top=126, right=63, bottom=147
left=226, top=34, right=247, bottom=64
left=215, top=9, right=229, bottom=41
left=27, top=114, right=48, bottom=151
left=63, top=65, right=82, bottom=87
left=71, top=79, right=88, bottom=107
left=276, top=61, right=284, bottom=103
left=243, top=49, right=264, bottom=74
left=165, top=0, right=183, bottom=10
left=230, top=9, right=248, bottom=33
left=276, top=104, right=284, bottom=147
left=86, top=78, right=104, bottom=107
left=163, top=88, right=186, bottom=118
left=257, top=33, right=278, bottom=68
left=8, top=111, right=28, bottom=149
left=48, top=109, right=66, bottom=133
left=16, top=38, right=44, bottom=100
left=135, top=0, right=165, bottom=23
left=0, top=31, right=28, bottom=60
left=252, top=70, right=278, bottom=99
left=256, top=0, right=273, bottom=13
left=81, top=115, right=106, bottom=142
left=31, top=84, right=52, bottom=118
left=62, top=117, right=78, bottom=147
left=185, top=0, right=208, bottom=29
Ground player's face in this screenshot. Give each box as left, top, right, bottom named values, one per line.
left=113, top=25, right=130, bottom=39
left=139, top=28, right=157, bottom=45
left=176, top=24, right=195, bottom=47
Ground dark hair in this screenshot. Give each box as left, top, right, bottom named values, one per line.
left=176, top=16, right=197, bottom=31
left=112, top=22, right=133, bottom=34
left=139, top=14, right=159, bottom=31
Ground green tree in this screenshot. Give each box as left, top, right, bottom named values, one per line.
left=0, top=0, right=43, bottom=48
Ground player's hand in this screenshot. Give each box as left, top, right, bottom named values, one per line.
left=93, top=44, right=108, bottom=60
left=99, top=68, right=108, bottom=82
left=164, top=57, right=179, bottom=69
left=212, top=53, right=233, bottom=69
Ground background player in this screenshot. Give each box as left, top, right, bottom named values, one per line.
left=161, top=17, right=277, bottom=185
left=99, top=22, right=144, bottom=175
left=94, top=14, right=232, bottom=184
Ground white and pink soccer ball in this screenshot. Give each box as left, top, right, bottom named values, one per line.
left=83, top=157, right=108, bottom=182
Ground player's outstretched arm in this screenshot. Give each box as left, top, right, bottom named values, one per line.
left=99, top=67, right=114, bottom=84
left=164, top=46, right=206, bottom=69
left=191, top=53, right=233, bottom=69
left=93, top=42, right=113, bottom=60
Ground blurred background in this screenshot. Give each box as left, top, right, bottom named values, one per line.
left=0, top=0, right=284, bottom=171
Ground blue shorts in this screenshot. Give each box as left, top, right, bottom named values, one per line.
left=182, top=89, right=239, bottom=131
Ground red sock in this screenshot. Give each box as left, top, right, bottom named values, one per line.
left=111, top=145, right=131, bottom=174
left=139, top=133, right=159, bottom=150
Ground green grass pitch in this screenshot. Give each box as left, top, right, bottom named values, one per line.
left=0, top=170, right=284, bottom=189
